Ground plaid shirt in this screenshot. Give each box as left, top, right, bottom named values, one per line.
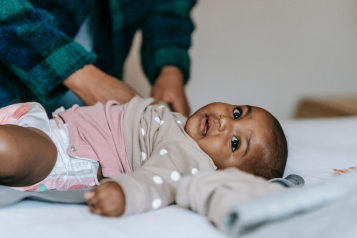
left=0, top=0, right=196, bottom=107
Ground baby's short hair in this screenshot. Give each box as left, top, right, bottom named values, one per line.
left=239, top=117, right=288, bottom=180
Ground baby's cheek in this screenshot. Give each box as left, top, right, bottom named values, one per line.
left=199, top=137, right=227, bottom=168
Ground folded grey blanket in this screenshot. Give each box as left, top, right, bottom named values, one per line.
left=241, top=189, right=357, bottom=238
left=0, top=185, right=90, bottom=207
left=225, top=171, right=357, bottom=236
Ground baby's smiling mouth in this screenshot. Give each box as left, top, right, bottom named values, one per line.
left=201, top=115, right=210, bottom=137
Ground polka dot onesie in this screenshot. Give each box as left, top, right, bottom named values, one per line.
left=105, top=97, right=217, bottom=215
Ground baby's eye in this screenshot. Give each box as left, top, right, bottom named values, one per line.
left=233, top=108, right=241, bottom=119
left=232, top=136, right=240, bottom=151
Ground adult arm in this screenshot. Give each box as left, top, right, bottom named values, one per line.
left=0, top=0, right=137, bottom=105
left=0, top=0, right=95, bottom=103
left=63, top=64, right=138, bottom=105
left=141, top=0, right=197, bottom=116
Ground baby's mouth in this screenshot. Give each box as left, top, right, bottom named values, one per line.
left=201, top=115, right=210, bottom=137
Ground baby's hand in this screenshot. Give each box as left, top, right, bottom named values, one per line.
left=84, top=181, right=125, bottom=217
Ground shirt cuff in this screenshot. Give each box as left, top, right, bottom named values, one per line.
left=142, top=46, right=190, bottom=85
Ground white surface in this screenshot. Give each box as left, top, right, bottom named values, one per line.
left=1, top=117, right=357, bottom=237
left=0, top=201, right=225, bottom=238
left=282, top=116, right=357, bottom=185
left=124, top=0, right=357, bottom=119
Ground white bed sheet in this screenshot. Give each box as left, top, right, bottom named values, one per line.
left=1, top=117, right=356, bottom=238
left=0, top=201, right=226, bottom=238
left=281, top=116, right=357, bottom=186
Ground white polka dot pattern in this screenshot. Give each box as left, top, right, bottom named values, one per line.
left=170, top=171, right=181, bottom=181
left=192, top=168, right=198, bottom=175
left=141, top=152, right=146, bottom=161
left=160, top=149, right=168, bottom=155
left=153, top=175, right=163, bottom=184
left=152, top=198, right=162, bottom=209
left=177, top=120, right=182, bottom=124
left=141, top=128, right=145, bottom=136
left=155, top=117, right=164, bottom=125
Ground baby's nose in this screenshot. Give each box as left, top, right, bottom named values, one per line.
left=218, top=115, right=229, bottom=131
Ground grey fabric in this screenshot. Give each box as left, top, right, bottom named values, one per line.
left=224, top=171, right=357, bottom=236
left=269, top=174, right=305, bottom=188
left=241, top=191, right=357, bottom=238
left=0, top=185, right=90, bottom=208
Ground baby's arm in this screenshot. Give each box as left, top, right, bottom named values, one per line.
left=85, top=142, right=205, bottom=217
left=176, top=168, right=284, bottom=233
left=0, top=125, right=57, bottom=187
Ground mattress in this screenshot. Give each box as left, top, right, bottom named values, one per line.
left=1, top=116, right=356, bottom=238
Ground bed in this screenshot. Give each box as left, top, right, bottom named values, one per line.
left=1, top=116, right=357, bottom=238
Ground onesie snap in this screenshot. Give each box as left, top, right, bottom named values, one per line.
left=70, top=145, right=77, bottom=152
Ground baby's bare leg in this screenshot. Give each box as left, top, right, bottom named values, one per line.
left=0, top=125, right=57, bottom=187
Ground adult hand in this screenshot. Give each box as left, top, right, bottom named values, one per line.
left=151, top=66, right=191, bottom=117
left=63, top=64, right=139, bottom=105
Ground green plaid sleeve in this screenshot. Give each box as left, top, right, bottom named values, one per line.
left=140, top=0, right=197, bottom=85
left=0, top=0, right=96, bottom=103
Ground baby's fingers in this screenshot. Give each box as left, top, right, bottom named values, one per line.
left=85, top=189, right=100, bottom=207
left=89, top=203, right=105, bottom=215
left=84, top=191, right=95, bottom=200
left=87, top=196, right=105, bottom=215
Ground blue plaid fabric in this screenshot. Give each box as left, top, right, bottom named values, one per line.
left=0, top=0, right=196, bottom=107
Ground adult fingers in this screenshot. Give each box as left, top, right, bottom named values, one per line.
left=151, top=87, right=163, bottom=105
left=170, top=94, right=191, bottom=117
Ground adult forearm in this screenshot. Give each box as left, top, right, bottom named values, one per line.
left=63, top=65, right=139, bottom=106
left=140, top=0, right=196, bottom=85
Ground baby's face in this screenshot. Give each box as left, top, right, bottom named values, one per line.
left=185, top=103, right=274, bottom=170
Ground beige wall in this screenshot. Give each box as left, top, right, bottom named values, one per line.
left=123, top=0, right=357, bottom=119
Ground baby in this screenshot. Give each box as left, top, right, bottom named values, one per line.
left=0, top=96, right=287, bottom=216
